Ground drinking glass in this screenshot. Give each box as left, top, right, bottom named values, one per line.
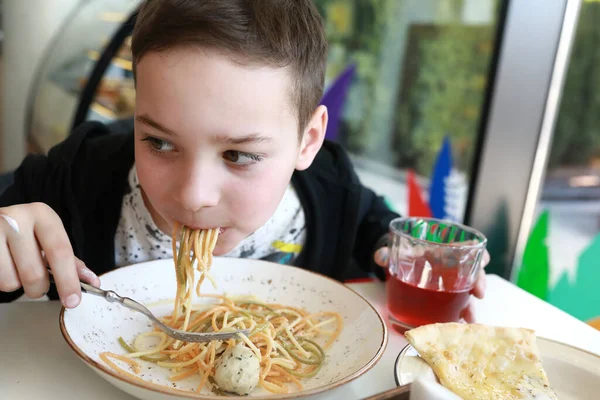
left=386, top=217, right=487, bottom=329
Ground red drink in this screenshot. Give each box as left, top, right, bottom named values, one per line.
left=387, top=275, right=471, bottom=328
left=387, top=250, right=475, bottom=328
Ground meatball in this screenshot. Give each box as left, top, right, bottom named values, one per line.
left=214, top=344, right=260, bottom=395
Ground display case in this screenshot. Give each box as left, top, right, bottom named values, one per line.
left=27, top=0, right=140, bottom=153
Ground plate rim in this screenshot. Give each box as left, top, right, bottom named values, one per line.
left=59, top=258, right=389, bottom=399
left=393, top=335, right=600, bottom=387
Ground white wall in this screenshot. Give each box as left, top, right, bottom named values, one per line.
left=1, top=0, right=80, bottom=171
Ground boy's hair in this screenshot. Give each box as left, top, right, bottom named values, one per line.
left=131, top=0, right=328, bottom=133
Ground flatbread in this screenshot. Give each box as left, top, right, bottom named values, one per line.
left=405, top=323, right=558, bottom=400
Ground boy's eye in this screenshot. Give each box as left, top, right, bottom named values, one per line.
left=223, top=150, right=263, bottom=166
left=141, top=137, right=175, bottom=152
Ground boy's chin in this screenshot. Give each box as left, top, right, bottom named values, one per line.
left=212, top=234, right=239, bottom=256
left=211, top=245, right=228, bottom=256
left=212, top=228, right=253, bottom=256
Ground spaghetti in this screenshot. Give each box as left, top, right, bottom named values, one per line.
left=100, top=224, right=343, bottom=396
left=171, top=223, right=220, bottom=336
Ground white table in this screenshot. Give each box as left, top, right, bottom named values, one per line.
left=1, top=275, right=599, bottom=400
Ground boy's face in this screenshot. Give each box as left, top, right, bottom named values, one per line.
left=133, top=48, right=327, bottom=255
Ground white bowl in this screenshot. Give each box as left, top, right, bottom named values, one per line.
left=60, top=258, right=387, bottom=399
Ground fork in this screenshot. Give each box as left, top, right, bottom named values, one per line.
left=48, top=269, right=250, bottom=342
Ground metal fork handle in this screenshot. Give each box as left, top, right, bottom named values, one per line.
left=47, top=269, right=150, bottom=316
left=78, top=281, right=150, bottom=317
left=80, top=282, right=158, bottom=322
left=48, top=269, right=250, bottom=342
left=80, top=283, right=249, bottom=341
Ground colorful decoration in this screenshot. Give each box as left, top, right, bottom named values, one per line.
left=320, top=64, right=356, bottom=141
left=407, top=135, right=466, bottom=221
left=407, top=169, right=432, bottom=217
left=588, top=317, right=600, bottom=331
left=515, top=211, right=550, bottom=301
left=429, top=136, right=453, bottom=219
left=516, top=209, right=600, bottom=324
left=547, top=233, right=600, bottom=322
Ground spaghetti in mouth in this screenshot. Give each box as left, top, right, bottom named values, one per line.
left=99, top=224, right=343, bottom=396
left=171, top=224, right=220, bottom=329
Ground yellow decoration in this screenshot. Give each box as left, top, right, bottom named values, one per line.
left=272, top=241, right=303, bottom=254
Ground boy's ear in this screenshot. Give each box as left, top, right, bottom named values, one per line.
left=295, top=105, right=328, bottom=171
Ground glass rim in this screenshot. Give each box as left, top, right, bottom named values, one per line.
left=389, top=216, right=487, bottom=248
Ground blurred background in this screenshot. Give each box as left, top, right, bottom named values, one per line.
left=0, top=0, right=598, bottom=325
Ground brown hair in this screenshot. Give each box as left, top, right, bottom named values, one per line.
left=131, top=0, right=328, bottom=132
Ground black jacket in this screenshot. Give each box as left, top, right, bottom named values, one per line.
left=0, top=121, right=398, bottom=302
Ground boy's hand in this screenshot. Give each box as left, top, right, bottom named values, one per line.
left=374, top=246, right=490, bottom=323
left=0, top=203, right=100, bottom=308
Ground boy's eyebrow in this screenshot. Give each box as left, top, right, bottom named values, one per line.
left=136, top=115, right=178, bottom=136
left=214, top=133, right=272, bottom=145
left=136, top=114, right=272, bottom=144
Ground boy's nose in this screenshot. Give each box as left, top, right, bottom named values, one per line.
left=177, top=166, right=221, bottom=212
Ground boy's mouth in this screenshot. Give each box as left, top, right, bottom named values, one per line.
left=172, top=219, right=227, bottom=235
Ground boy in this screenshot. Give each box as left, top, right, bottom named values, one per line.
left=0, top=0, right=486, bottom=317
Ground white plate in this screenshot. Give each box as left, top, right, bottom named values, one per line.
left=59, top=258, right=388, bottom=399
left=394, top=337, right=600, bottom=400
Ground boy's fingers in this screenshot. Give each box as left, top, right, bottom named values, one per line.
left=374, top=247, right=389, bottom=267
left=471, top=269, right=487, bottom=299
left=461, top=303, right=476, bottom=323
left=34, top=211, right=81, bottom=308
left=482, top=249, right=490, bottom=267
left=0, top=238, right=20, bottom=292
left=75, top=257, right=100, bottom=287
left=7, top=229, right=48, bottom=298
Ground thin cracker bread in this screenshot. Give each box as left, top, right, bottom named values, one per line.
left=405, top=323, right=558, bottom=400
